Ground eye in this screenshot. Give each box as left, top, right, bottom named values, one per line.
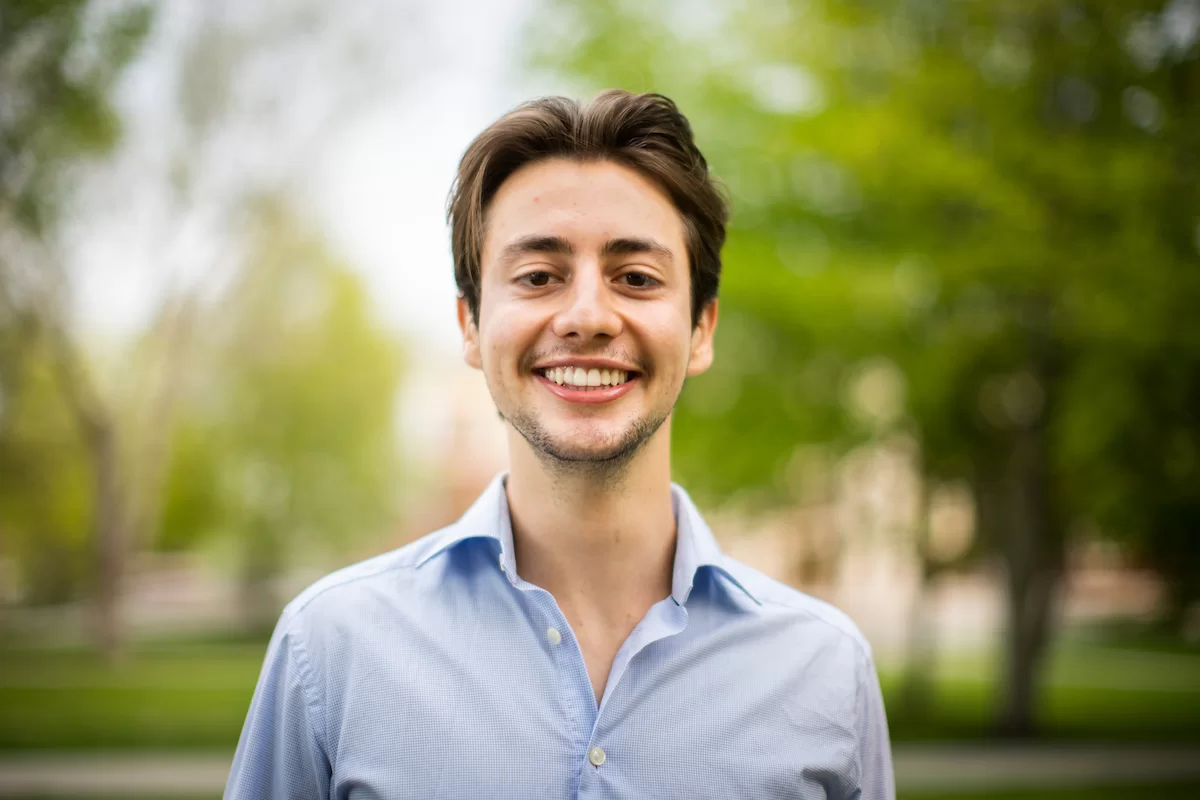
left=620, top=271, right=660, bottom=288
left=518, top=270, right=556, bottom=287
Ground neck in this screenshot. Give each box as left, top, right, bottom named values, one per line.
left=504, top=421, right=677, bottom=620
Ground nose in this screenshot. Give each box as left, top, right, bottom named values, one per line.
left=550, top=264, right=622, bottom=342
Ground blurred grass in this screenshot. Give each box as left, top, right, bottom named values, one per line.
left=900, top=784, right=1200, bottom=799
left=0, top=636, right=266, bottom=752
left=879, top=637, right=1200, bottom=742
left=1, top=626, right=1198, bottom=751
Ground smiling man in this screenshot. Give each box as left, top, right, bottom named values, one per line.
left=225, top=91, right=894, bottom=800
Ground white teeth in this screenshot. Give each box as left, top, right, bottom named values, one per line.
left=544, top=366, right=634, bottom=387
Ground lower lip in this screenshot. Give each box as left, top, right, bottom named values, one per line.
left=536, top=373, right=638, bottom=404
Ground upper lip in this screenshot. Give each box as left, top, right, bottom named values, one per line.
left=534, top=358, right=640, bottom=373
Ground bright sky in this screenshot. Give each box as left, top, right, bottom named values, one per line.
left=311, top=0, right=549, bottom=357
left=70, top=0, right=576, bottom=360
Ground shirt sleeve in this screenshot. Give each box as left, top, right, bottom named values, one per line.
left=854, top=646, right=895, bottom=800
left=224, top=610, right=330, bottom=800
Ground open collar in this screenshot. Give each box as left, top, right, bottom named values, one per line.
left=416, top=472, right=759, bottom=607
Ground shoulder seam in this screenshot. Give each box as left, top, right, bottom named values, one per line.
left=288, top=553, right=419, bottom=616
left=723, top=559, right=873, bottom=659
left=283, top=616, right=329, bottom=763
left=762, top=594, right=872, bottom=659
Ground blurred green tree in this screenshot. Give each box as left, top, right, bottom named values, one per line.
left=0, top=333, right=91, bottom=605
left=531, top=0, right=1200, bottom=735
left=0, top=0, right=152, bottom=651
left=159, top=200, right=404, bottom=633
left=2, top=0, right=419, bottom=655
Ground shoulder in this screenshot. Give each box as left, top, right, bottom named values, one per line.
left=276, top=523, right=460, bottom=634
left=718, top=555, right=875, bottom=661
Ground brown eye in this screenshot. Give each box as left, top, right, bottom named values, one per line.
left=622, top=272, right=659, bottom=288
left=521, top=271, right=553, bottom=287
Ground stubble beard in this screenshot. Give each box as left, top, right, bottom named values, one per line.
left=503, top=401, right=673, bottom=487
left=493, top=346, right=676, bottom=485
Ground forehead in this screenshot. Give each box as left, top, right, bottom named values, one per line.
left=481, top=158, right=686, bottom=263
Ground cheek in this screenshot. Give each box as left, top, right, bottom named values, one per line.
left=641, top=315, right=694, bottom=378
left=479, top=306, right=537, bottom=372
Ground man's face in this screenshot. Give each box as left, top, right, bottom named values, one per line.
left=458, top=158, right=717, bottom=466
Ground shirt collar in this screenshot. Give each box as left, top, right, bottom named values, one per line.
left=416, top=472, right=759, bottom=607
left=669, top=481, right=760, bottom=606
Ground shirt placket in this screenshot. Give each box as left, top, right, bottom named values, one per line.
left=502, top=550, right=693, bottom=798
left=576, top=598, right=688, bottom=799
left=498, top=550, right=598, bottom=793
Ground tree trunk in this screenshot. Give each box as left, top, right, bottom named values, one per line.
left=48, top=324, right=128, bottom=660
left=999, top=555, right=1059, bottom=736
left=240, top=521, right=283, bottom=636
left=87, top=420, right=125, bottom=660
left=898, top=559, right=939, bottom=717
left=898, top=485, right=939, bottom=718
left=995, top=356, right=1065, bottom=737
left=127, top=295, right=198, bottom=551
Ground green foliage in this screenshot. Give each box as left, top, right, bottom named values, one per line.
left=0, top=337, right=91, bottom=603
left=0, top=0, right=153, bottom=232
left=529, top=0, right=1200, bottom=600
left=0, top=0, right=154, bottom=603
left=159, top=202, right=404, bottom=573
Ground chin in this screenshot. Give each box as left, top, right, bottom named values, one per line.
left=509, top=408, right=670, bottom=468
left=538, top=428, right=635, bottom=463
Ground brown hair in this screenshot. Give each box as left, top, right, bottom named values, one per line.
left=447, top=90, right=729, bottom=325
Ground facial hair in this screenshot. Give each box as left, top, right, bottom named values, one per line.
left=497, top=347, right=672, bottom=483
left=505, top=401, right=672, bottom=485
left=487, top=341, right=680, bottom=483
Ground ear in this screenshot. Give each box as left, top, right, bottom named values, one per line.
left=456, top=294, right=482, bottom=370
left=686, top=298, right=718, bottom=376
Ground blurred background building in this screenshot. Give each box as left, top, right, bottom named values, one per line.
left=1, top=0, right=1199, bottom=797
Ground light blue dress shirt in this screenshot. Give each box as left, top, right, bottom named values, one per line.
left=225, top=474, right=894, bottom=799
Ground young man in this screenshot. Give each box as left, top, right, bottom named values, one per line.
left=226, top=91, right=894, bottom=799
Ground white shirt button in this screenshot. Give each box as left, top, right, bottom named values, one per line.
left=588, top=746, right=606, bottom=767
left=498, top=553, right=505, bottom=571
left=546, top=626, right=562, bottom=646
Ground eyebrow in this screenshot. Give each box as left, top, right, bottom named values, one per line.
left=495, top=235, right=676, bottom=266
left=601, top=237, right=675, bottom=263
left=497, top=235, right=574, bottom=264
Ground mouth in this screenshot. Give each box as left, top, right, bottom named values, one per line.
left=533, top=365, right=640, bottom=404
